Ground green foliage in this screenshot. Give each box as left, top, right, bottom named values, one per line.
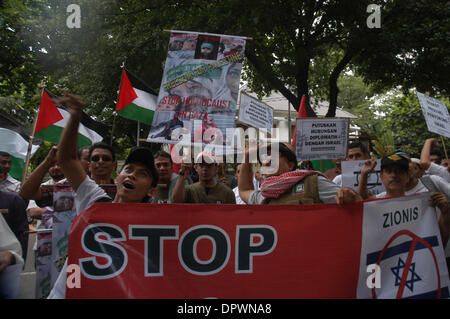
left=1, top=0, right=449, bottom=169
left=353, top=0, right=450, bottom=97
left=381, top=92, right=450, bottom=156
left=29, top=140, right=53, bottom=171
left=372, top=130, right=396, bottom=158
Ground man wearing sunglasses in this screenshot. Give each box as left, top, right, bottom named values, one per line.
left=171, top=152, right=236, bottom=204
left=88, top=142, right=116, bottom=185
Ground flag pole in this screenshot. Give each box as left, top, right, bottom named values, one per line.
left=110, top=111, right=116, bottom=146
left=112, top=61, right=126, bottom=147
left=137, top=121, right=140, bottom=146
left=21, top=87, right=43, bottom=184
left=291, top=95, right=307, bottom=147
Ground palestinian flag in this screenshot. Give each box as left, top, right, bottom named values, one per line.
left=35, top=89, right=110, bottom=147
left=116, top=68, right=158, bottom=125
left=0, top=109, right=41, bottom=180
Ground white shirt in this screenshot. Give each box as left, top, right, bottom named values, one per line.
left=426, top=162, right=450, bottom=183
left=0, top=174, right=20, bottom=193
left=332, top=174, right=342, bottom=186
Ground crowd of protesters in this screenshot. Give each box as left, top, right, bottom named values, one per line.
left=1, top=92, right=449, bottom=299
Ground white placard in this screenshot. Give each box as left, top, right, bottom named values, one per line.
left=357, top=193, right=450, bottom=299
left=238, top=93, right=273, bottom=133
left=417, top=91, right=450, bottom=138
left=341, top=159, right=385, bottom=195
left=295, top=118, right=349, bottom=160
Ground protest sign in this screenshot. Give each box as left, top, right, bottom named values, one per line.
left=357, top=193, right=449, bottom=298
left=51, top=185, right=77, bottom=287
left=67, top=202, right=363, bottom=298
left=295, top=118, right=349, bottom=160
left=35, top=184, right=116, bottom=298
left=66, top=194, right=449, bottom=298
left=417, top=91, right=450, bottom=138
left=147, top=31, right=246, bottom=153
left=238, top=93, right=273, bottom=134
left=35, top=229, right=55, bottom=299
left=341, top=159, right=385, bottom=195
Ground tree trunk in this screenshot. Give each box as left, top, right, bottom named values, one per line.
left=326, top=52, right=353, bottom=117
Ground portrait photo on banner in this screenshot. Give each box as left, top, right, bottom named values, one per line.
left=147, top=31, right=246, bottom=150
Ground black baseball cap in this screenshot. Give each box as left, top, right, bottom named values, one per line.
left=124, top=147, right=159, bottom=187
left=380, top=153, right=409, bottom=172
left=258, top=142, right=298, bottom=170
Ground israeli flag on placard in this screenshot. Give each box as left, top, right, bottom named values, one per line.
left=357, top=193, right=450, bottom=299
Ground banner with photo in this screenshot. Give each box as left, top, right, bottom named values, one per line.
left=147, top=31, right=246, bottom=153
left=51, top=185, right=77, bottom=288
left=34, top=184, right=116, bottom=298
left=35, top=229, right=55, bottom=299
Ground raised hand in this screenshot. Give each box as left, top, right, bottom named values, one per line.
left=361, top=159, right=377, bottom=176
left=56, top=91, right=84, bottom=116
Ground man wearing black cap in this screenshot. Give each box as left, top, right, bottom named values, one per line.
left=359, top=153, right=450, bottom=259
left=239, top=142, right=360, bottom=205
left=359, top=154, right=411, bottom=200
left=48, top=92, right=159, bottom=298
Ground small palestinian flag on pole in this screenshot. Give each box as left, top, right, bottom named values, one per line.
left=116, top=68, right=158, bottom=125
left=34, top=89, right=110, bottom=147
left=0, top=109, right=41, bottom=180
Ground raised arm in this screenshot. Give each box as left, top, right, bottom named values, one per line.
left=20, top=146, right=58, bottom=200
left=358, top=159, right=377, bottom=200
left=171, top=162, right=191, bottom=203
left=238, top=145, right=256, bottom=204
left=420, top=138, right=438, bottom=171
left=56, top=92, right=87, bottom=191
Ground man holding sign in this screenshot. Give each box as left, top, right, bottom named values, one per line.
left=358, top=153, right=450, bottom=248
left=333, top=141, right=371, bottom=187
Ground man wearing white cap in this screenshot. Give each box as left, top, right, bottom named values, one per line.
left=171, top=152, right=236, bottom=204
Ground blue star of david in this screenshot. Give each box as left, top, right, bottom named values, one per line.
left=391, top=257, right=422, bottom=292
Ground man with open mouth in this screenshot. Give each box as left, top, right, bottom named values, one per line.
left=47, top=92, right=159, bottom=299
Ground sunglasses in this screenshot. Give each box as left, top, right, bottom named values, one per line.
left=90, top=155, right=112, bottom=162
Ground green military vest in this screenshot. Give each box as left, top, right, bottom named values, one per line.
left=263, top=174, right=320, bottom=205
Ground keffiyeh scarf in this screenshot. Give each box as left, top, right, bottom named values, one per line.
left=260, top=170, right=326, bottom=199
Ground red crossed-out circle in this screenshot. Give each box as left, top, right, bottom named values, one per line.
left=371, top=229, right=441, bottom=299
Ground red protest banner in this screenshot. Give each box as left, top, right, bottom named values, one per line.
left=66, top=202, right=363, bottom=299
